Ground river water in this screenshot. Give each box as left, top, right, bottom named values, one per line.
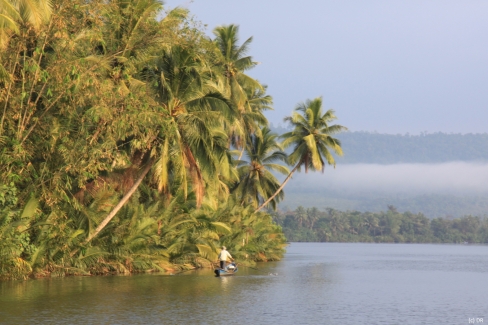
left=1, top=243, right=487, bottom=325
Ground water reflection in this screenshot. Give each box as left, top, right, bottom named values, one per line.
left=1, top=243, right=487, bottom=325
left=218, top=275, right=230, bottom=292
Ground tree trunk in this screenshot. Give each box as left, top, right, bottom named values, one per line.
left=254, top=164, right=299, bottom=213
left=85, top=160, right=153, bottom=243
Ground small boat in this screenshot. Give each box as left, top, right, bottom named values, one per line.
left=214, top=262, right=238, bottom=277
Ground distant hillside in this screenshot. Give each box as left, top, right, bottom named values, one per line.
left=270, top=126, right=488, bottom=164
left=269, top=126, right=488, bottom=217
left=335, top=132, right=488, bottom=164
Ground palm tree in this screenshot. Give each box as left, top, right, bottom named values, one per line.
left=85, top=159, right=154, bottom=243
left=294, top=206, right=307, bottom=228
left=243, top=213, right=286, bottom=261
left=0, top=0, right=53, bottom=136
left=233, top=127, right=289, bottom=209
left=0, top=0, right=52, bottom=48
left=212, top=24, right=266, bottom=152
left=307, top=207, right=320, bottom=230
left=213, top=24, right=261, bottom=112
left=29, top=1, right=180, bottom=245
left=364, top=214, right=379, bottom=236
left=329, top=212, right=347, bottom=238
left=150, top=45, right=232, bottom=206
left=85, top=44, right=233, bottom=244
left=255, top=97, right=347, bottom=212
left=235, top=85, right=273, bottom=158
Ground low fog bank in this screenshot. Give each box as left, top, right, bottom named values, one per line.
left=284, top=162, right=488, bottom=195
left=280, top=162, right=488, bottom=218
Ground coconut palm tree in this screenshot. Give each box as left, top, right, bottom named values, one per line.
left=0, top=0, right=53, bottom=137
left=150, top=45, right=232, bottom=206
left=0, top=0, right=52, bottom=48
left=294, top=206, right=307, bottom=228
left=85, top=45, right=232, bottom=243
left=233, top=127, right=289, bottom=209
left=242, top=212, right=286, bottom=261
left=235, top=85, right=272, bottom=158
left=212, top=24, right=266, bottom=151
left=213, top=24, right=261, bottom=112
left=307, top=207, right=320, bottom=230
left=255, top=97, right=347, bottom=212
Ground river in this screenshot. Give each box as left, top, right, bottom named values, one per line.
left=1, top=243, right=487, bottom=324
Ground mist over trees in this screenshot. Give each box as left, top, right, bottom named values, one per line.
left=268, top=127, right=488, bottom=218
left=1, top=1, right=485, bottom=281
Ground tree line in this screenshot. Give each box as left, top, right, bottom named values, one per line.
left=276, top=206, right=488, bottom=243
left=0, top=0, right=347, bottom=279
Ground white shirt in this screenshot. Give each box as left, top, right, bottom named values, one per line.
left=218, top=249, right=232, bottom=261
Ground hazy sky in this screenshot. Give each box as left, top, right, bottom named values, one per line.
left=162, top=0, right=488, bottom=134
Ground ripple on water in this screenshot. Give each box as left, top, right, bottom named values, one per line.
left=1, top=243, right=487, bottom=325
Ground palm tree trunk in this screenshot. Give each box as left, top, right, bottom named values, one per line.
left=254, top=164, right=299, bottom=213
left=85, top=160, right=153, bottom=243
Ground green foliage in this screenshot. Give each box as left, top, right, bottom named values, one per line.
left=0, top=185, right=37, bottom=280
left=280, top=206, right=488, bottom=244
left=0, top=0, right=292, bottom=280
left=234, top=127, right=288, bottom=209
left=282, top=97, right=347, bottom=172
left=255, top=97, right=347, bottom=212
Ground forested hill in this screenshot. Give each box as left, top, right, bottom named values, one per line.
left=336, top=132, right=488, bottom=164
left=270, top=126, right=488, bottom=164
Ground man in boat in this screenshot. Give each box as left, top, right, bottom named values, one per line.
left=218, top=246, right=234, bottom=270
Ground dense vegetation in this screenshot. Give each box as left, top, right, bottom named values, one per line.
left=0, top=0, right=347, bottom=279
left=277, top=206, right=488, bottom=243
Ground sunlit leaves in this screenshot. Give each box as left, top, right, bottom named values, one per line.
left=0, top=0, right=291, bottom=278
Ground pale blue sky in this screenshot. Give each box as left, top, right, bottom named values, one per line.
left=162, top=1, right=488, bottom=134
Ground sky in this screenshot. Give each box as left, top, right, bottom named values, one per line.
left=162, top=0, right=488, bottom=134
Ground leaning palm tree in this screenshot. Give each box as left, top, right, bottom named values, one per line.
left=85, top=44, right=232, bottom=244
left=255, top=97, right=347, bottom=212
left=233, top=127, right=289, bottom=210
